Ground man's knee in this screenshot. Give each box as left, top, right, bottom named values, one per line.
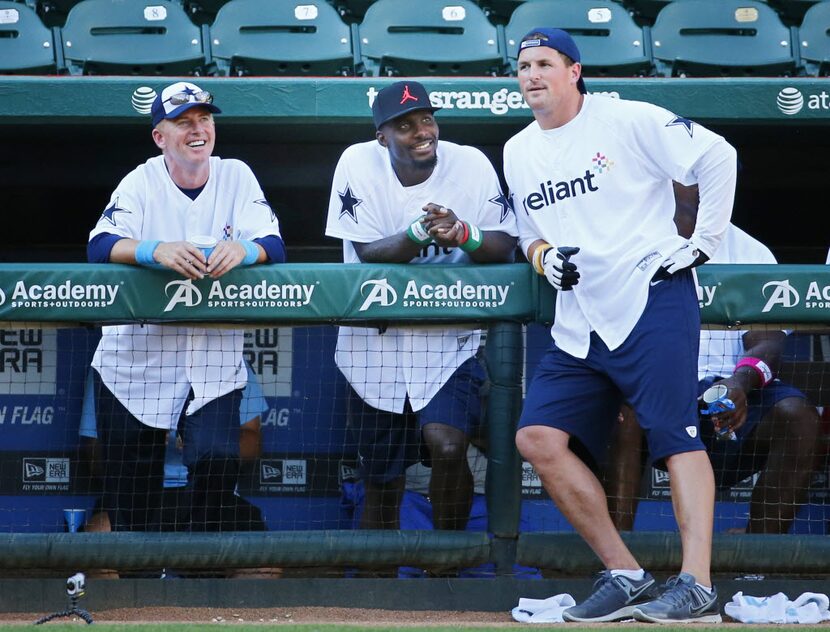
left=769, top=397, right=821, bottom=442
left=422, top=424, right=468, bottom=463
left=516, top=426, right=566, bottom=463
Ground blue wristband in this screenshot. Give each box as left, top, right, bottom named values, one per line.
left=135, top=240, right=161, bottom=266
left=239, top=239, right=260, bottom=266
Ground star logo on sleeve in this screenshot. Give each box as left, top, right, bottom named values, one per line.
left=100, top=196, right=131, bottom=226
left=666, top=116, right=695, bottom=138
left=338, top=184, right=362, bottom=223
left=489, top=192, right=513, bottom=223
left=254, top=198, right=277, bottom=222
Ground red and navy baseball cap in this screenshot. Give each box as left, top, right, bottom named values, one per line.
left=151, top=81, right=221, bottom=127
left=518, top=27, right=587, bottom=95
left=372, top=81, right=441, bottom=129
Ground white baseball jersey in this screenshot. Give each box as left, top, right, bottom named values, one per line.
left=504, top=94, right=736, bottom=358
left=89, top=155, right=281, bottom=430
left=697, top=224, right=777, bottom=380
left=325, top=139, right=518, bottom=413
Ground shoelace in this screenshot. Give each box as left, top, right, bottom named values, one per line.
left=657, top=576, right=695, bottom=608
left=584, top=571, right=619, bottom=603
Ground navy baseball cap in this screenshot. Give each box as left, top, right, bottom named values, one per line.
left=518, top=27, right=587, bottom=95
left=372, top=81, right=441, bottom=129
left=151, top=81, right=221, bottom=127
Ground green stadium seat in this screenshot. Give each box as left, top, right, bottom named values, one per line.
left=798, top=1, right=830, bottom=74
left=0, top=0, right=57, bottom=73
left=60, top=0, right=206, bottom=75
left=505, top=0, right=653, bottom=76
left=359, top=0, right=505, bottom=76
left=651, top=0, right=797, bottom=76
left=625, top=0, right=672, bottom=22
left=210, top=0, right=355, bottom=76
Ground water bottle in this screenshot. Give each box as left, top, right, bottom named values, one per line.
left=699, top=383, right=736, bottom=441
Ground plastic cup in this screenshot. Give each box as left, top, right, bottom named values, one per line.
left=64, top=508, right=86, bottom=533
left=189, top=235, right=217, bottom=261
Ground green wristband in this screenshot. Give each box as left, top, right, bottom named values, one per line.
left=406, top=215, right=432, bottom=246
left=459, top=221, right=483, bottom=253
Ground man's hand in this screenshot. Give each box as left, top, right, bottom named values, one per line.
left=542, top=246, right=580, bottom=291
left=152, top=241, right=206, bottom=280
left=423, top=203, right=462, bottom=248
left=206, top=240, right=249, bottom=278
left=659, top=239, right=709, bottom=277
left=706, top=377, right=749, bottom=435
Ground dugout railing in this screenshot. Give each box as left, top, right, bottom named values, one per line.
left=0, top=262, right=828, bottom=576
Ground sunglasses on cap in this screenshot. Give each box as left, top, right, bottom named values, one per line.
left=164, top=90, right=213, bottom=106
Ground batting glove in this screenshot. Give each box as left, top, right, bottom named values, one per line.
left=542, top=246, right=580, bottom=291
left=659, top=239, right=709, bottom=277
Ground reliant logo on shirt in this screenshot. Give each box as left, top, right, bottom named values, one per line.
left=358, top=278, right=511, bottom=311
left=9, top=280, right=120, bottom=308
left=164, top=279, right=315, bottom=312
left=521, top=168, right=601, bottom=214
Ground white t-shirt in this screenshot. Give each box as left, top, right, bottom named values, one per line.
left=697, top=224, right=777, bottom=380
left=89, top=155, right=282, bottom=429
left=504, top=94, right=736, bottom=358
left=325, top=139, right=518, bottom=412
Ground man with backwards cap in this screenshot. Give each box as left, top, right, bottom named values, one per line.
left=504, top=29, right=737, bottom=622
left=87, top=81, right=285, bottom=534
left=325, top=81, right=517, bottom=533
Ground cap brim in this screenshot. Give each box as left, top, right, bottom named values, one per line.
left=375, top=104, right=441, bottom=129
left=162, top=101, right=222, bottom=123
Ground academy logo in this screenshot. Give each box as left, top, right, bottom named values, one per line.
left=164, top=280, right=202, bottom=312
left=131, top=86, right=157, bottom=114
left=10, top=280, right=119, bottom=308
left=402, top=279, right=511, bottom=308
left=0, top=287, right=5, bottom=307
left=804, top=281, right=830, bottom=310
left=164, top=280, right=315, bottom=311
left=761, top=280, right=800, bottom=313
left=696, top=283, right=719, bottom=308
left=359, top=279, right=398, bottom=311
left=777, top=87, right=803, bottom=115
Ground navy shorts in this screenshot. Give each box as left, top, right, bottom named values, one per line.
left=518, top=270, right=704, bottom=466
left=699, top=376, right=807, bottom=488
left=348, top=357, right=485, bottom=484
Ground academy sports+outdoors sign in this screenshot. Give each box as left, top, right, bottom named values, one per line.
left=0, top=263, right=826, bottom=326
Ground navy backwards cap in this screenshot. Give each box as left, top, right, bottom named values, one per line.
left=151, top=81, right=221, bottom=127
left=518, top=27, right=587, bottom=94
left=372, top=81, right=441, bottom=129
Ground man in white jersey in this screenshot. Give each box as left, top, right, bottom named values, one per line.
left=87, top=81, right=285, bottom=533
left=504, top=29, right=736, bottom=623
left=325, top=81, right=517, bottom=531
left=608, top=187, right=821, bottom=536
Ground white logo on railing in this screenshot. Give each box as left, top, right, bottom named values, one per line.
left=761, top=280, right=800, bottom=312
left=164, top=280, right=203, bottom=312
left=359, top=279, right=398, bottom=311
left=776, top=87, right=804, bottom=115
left=0, top=287, right=5, bottom=306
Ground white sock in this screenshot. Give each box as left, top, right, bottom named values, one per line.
left=610, top=568, right=645, bottom=581
left=696, top=582, right=713, bottom=594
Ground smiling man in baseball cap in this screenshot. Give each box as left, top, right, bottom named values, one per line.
left=506, top=24, right=738, bottom=626
left=324, top=81, right=517, bottom=534
left=86, top=79, right=285, bottom=538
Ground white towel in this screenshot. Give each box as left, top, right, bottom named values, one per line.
left=725, top=591, right=830, bottom=624
left=511, top=593, right=576, bottom=623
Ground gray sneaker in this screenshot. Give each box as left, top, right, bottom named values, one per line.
left=633, top=572, right=722, bottom=623
left=563, top=570, right=657, bottom=622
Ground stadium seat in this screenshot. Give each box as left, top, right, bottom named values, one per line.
left=625, top=0, right=673, bottom=22
left=504, top=0, right=653, bottom=76
left=651, top=0, right=797, bottom=76
left=210, top=0, right=355, bottom=76
left=798, top=0, right=830, bottom=74
left=60, top=0, right=206, bottom=75
left=770, top=0, right=822, bottom=24
left=182, top=0, right=232, bottom=26
left=0, top=0, right=57, bottom=73
left=328, top=0, right=376, bottom=23
left=358, top=0, right=505, bottom=76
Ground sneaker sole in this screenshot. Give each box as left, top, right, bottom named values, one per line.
left=563, top=605, right=639, bottom=623
left=632, top=609, right=723, bottom=624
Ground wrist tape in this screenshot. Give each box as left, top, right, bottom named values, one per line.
left=239, top=240, right=260, bottom=266
left=459, top=221, right=483, bottom=253
left=735, top=356, right=774, bottom=387
left=531, top=244, right=553, bottom=275
left=406, top=216, right=432, bottom=246
left=135, top=240, right=161, bottom=266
